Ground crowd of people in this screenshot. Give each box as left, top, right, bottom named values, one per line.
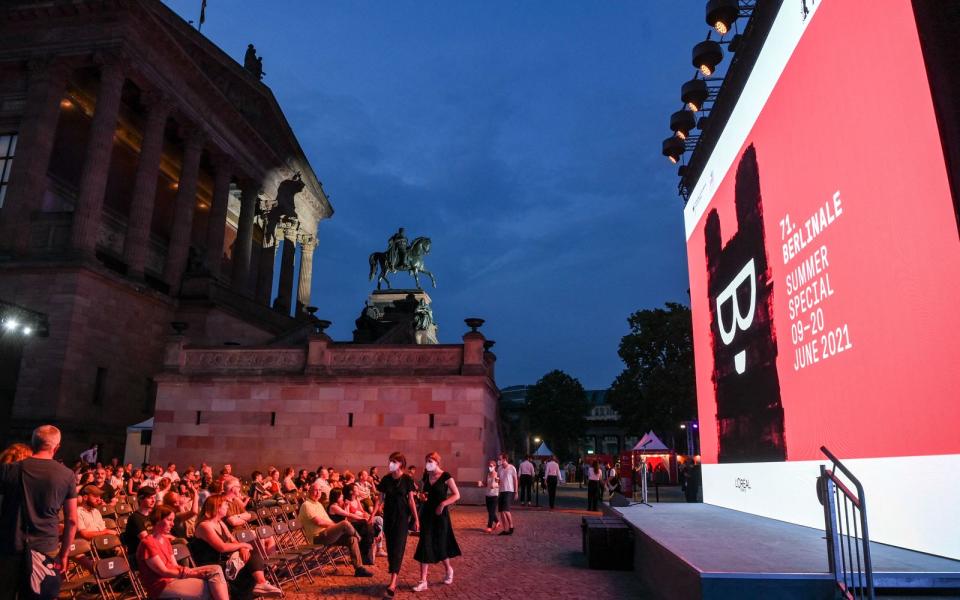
left=0, top=426, right=471, bottom=600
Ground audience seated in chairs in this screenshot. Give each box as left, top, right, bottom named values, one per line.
left=191, top=494, right=282, bottom=598
left=137, top=505, right=230, bottom=600
left=297, top=482, right=373, bottom=578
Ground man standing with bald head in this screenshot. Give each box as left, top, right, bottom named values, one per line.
left=0, top=425, right=78, bottom=600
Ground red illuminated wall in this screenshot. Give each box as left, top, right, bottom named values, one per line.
left=688, top=0, right=960, bottom=464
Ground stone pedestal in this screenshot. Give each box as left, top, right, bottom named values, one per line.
left=353, top=289, right=438, bottom=344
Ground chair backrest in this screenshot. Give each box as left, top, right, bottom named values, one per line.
left=171, top=544, right=194, bottom=566
left=104, top=517, right=117, bottom=529
left=273, top=521, right=289, bottom=535
left=257, top=508, right=272, bottom=522
left=95, top=556, right=130, bottom=579
left=115, top=503, right=133, bottom=516
left=271, top=506, right=284, bottom=518
left=235, top=528, right=257, bottom=544
left=68, top=539, right=92, bottom=558
left=256, top=525, right=275, bottom=540
left=117, top=514, right=129, bottom=530
left=94, top=533, right=122, bottom=554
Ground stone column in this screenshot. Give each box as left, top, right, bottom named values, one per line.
left=204, top=153, right=232, bottom=279
left=71, top=58, right=126, bottom=257
left=273, top=226, right=296, bottom=315
left=255, top=239, right=277, bottom=306
left=162, top=128, right=205, bottom=293
left=3, top=58, right=71, bottom=256
left=295, top=234, right=317, bottom=315
left=124, top=92, right=172, bottom=279
left=230, top=179, right=258, bottom=290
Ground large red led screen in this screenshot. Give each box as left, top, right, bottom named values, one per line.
left=685, top=0, right=960, bottom=465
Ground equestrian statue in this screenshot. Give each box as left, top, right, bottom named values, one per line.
left=368, top=228, right=437, bottom=290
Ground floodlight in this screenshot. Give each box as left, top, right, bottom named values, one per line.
left=22, top=326, right=32, bottom=336
left=681, top=78, right=709, bottom=112
left=692, top=40, right=724, bottom=76
left=3, top=319, right=17, bottom=330
left=662, top=136, right=686, bottom=164
left=706, top=0, right=739, bottom=35
left=670, top=109, right=697, bottom=141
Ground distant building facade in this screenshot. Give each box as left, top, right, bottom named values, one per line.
left=499, top=385, right=637, bottom=458
left=0, top=0, right=331, bottom=459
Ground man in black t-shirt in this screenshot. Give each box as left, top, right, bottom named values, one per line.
left=0, top=425, right=78, bottom=600
left=121, top=486, right=156, bottom=559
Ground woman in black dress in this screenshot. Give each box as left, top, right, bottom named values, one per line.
left=376, top=452, right=419, bottom=598
left=412, top=451, right=461, bottom=592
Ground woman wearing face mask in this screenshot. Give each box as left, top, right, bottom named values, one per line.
left=477, top=459, right=500, bottom=533
left=376, top=452, right=419, bottom=598
left=411, top=451, right=461, bottom=592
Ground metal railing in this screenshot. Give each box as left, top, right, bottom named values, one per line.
left=819, top=446, right=874, bottom=600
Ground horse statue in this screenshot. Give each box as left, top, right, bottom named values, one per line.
left=368, top=236, right=437, bottom=290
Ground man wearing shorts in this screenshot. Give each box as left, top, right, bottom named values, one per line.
left=496, top=453, right=518, bottom=536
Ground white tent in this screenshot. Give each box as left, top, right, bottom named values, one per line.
left=123, top=418, right=153, bottom=466
left=632, top=430, right=669, bottom=451
left=533, top=441, right=553, bottom=457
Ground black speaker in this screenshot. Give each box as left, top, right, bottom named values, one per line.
left=609, top=492, right=630, bottom=507
left=140, top=430, right=152, bottom=446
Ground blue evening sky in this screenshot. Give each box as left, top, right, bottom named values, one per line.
left=163, top=1, right=706, bottom=390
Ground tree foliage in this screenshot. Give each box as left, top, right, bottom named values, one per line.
left=526, top=370, right=590, bottom=460
left=607, top=302, right=696, bottom=440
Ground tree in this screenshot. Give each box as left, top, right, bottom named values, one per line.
left=607, top=303, right=696, bottom=443
left=526, top=370, right=590, bottom=460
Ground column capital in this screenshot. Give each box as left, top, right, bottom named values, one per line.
left=297, top=233, right=317, bottom=251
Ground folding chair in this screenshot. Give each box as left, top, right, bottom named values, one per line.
left=256, top=507, right=273, bottom=526
left=103, top=517, right=118, bottom=532
left=255, top=524, right=303, bottom=591
left=170, top=543, right=196, bottom=567
left=115, top=502, right=133, bottom=516
left=117, top=514, right=129, bottom=532
left=60, top=539, right=97, bottom=598
left=93, top=556, right=143, bottom=600
left=271, top=521, right=315, bottom=583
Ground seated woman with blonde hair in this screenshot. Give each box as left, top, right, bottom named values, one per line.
left=137, top=505, right=229, bottom=600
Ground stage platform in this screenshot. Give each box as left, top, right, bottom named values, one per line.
left=605, top=502, right=960, bottom=599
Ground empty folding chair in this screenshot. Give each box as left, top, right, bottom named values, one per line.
left=60, top=539, right=97, bottom=598
left=272, top=521, right=315, bottom=584
left=255, top=524, right=302, bottom=591
left=93, top=556, right=142, bottom=600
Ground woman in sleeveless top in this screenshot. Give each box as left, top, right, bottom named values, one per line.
left=192, top=494, right=281, bottom=598
left=412, top=451, right=461, bottom=592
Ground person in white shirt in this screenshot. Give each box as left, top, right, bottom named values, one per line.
left=476, top=459, right=500, bottom=533
left=517, top=456, right=535, bottom=506
left=79, top=443, right=99, bottom=466
left=164, top=463, right=180, bottom=483
left=543, top=456, right=561, bottom=509
left=495, top=453, right=518, bottom=535
left=587, top=460, right=603, bottom=511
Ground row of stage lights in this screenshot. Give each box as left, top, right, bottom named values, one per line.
left=662, top=0, right=755, bottom=167
left=0, top=300, right=50, bottom=339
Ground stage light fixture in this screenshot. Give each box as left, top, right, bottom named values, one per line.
left=22, top=326, right=32, bottom=336
left=706, top=0, right=739, bottom=35
left=681, top=79, right=709, bottom=112
left=693, top=40, right=724, bottom=76
left=670, top=109, right=697, bottom=141
left=3, top=319, right=17, bottom=331
left=662, top=136, right=686, bottom=164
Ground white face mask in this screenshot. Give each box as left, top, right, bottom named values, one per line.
left=488, top=466, right=495, bottom=472
left=425, top=461, right=437, bottom=472
left=388, top=462, right=400, bottom=473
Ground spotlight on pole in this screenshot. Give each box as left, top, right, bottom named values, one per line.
left=662, top=136, right=686, bottom=164
left=681, top=78, right=709, bottom=112
left=3, top=319, right=17, bottom=331
left=692, top=40, right=724, bottom=76
left=706, top=0, right=739, bottom=35
left=670, top=109, right=697, bottom=141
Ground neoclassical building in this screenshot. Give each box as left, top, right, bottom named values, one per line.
left=0, top=0, right=331, bottom=458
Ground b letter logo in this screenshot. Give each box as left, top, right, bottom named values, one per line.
left=704, top=145, right=787, bottom=463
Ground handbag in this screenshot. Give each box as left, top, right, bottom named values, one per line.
left=222, top=551, right=245, bottom=581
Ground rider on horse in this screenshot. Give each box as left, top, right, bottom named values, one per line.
left=386, top=228, right=408, bottom=271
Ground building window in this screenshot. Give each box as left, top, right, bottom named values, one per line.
left=92, top=367, right=107, bottom=405
left=0, top=133, right=17, bottom=209
left=601, top=435, right=620, bottom=456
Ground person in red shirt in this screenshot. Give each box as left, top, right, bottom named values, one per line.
left=137, top=505, right=229, bottom=600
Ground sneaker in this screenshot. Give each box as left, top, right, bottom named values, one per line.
left=508, top=528, right=515, bottom=535
left=443, top=570, right=454, bottom=585
left=484, top=527, right=492, bottom=533
left=377, top=549, right=388, bottom=557
left=498, top=531, right=510, bottom=536
left=412, top=580, right=428, bottom=592
left=252, top=582, right=283, bottom=597
left=354, top=567, right=374, bottom=578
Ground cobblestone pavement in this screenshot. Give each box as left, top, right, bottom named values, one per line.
left=286, top=487, right=638, bottom=599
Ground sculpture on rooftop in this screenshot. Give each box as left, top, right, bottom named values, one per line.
left=368, top=230, right=436, bottom=290
left=243, top=43, right=265, bottom=80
